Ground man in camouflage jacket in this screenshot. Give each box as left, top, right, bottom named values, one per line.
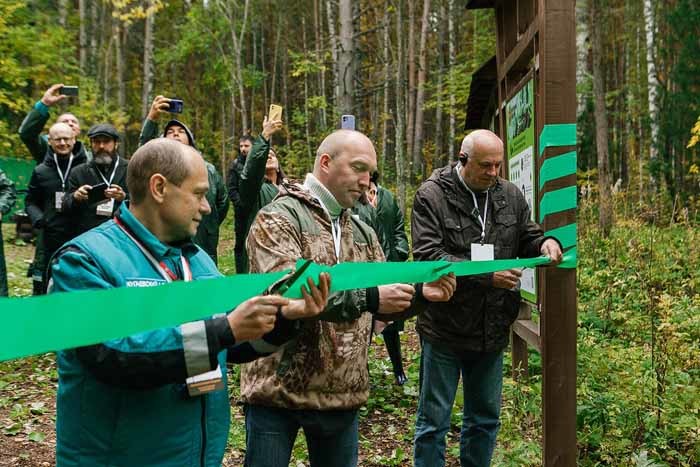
left=242, top=130, right=456, bottom=467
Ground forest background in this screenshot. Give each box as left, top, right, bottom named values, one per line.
left=0, top=0, right=698, bottom=465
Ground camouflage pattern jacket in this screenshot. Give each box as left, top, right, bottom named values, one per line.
left=242, top=181, right=385, bottom=411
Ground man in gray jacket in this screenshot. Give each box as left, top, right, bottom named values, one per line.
left=411, top=130, right=562, bottom=467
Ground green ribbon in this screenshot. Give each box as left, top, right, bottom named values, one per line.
left=0, top=255, right=575, bottom=362
left=539, top=151, right=577, bottom=190
left=538, top=123, right=576, bottom=156
left=539, top=186, right=577, bottom=222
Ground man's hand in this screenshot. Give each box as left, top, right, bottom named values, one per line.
left=227, top=295, right=290, bottom=342
left=41, top=84, right=67, bottom=107
left=422, top=273, right=456, bottom=302
left=281, top=273, right=331, bottom=320
left=541, top=238, right=563, bottom=265
left=377, top=284, right=415, bottom=314
left=73, top=184, right=92, bottom=202
left=105, top=184, right=126, bottom=202
left=147, top=95, right=171, bottom=121
left=492, top=268, right=522, bottom=290
left=261, top=115, right=283, bottom=141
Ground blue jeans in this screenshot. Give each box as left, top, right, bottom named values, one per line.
left=244, top=404, right=359, bottom=467
left=413, top=340, right=503, bottom=467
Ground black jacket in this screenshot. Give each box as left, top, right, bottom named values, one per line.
left=25, top=143, right=89, bottom=253
left=62, top=156, right=129, bottom=237
left=411, top=163, right=547, bottom=352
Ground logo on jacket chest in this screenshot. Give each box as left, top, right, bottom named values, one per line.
left=125, top=278, right=166, bottom=288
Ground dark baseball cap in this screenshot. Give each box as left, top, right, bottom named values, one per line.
left=87, top=123, right=120, bottom=140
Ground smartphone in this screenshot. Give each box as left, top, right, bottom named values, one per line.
left=269, top=104, right=283, bottom=121
left=60, top=86, right=79, bottom=97
left=168, top=99, right=184, bottom=113
left=87, top=182, right=108, bottom=204
left=341, top=115, right=355, bottom=130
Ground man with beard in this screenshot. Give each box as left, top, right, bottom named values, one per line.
left=138, top=96, right=230, bottom=264
left=227, top=134, right=254, bottom=273
left=25, top=122, right=89, bottom=292
left=18, top=83, right=91, bottom=163
left=62, top=124, right=128, bottom=238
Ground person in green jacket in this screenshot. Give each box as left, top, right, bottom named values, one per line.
left=368, top=172, right=411, bottom=385
left=0, top=169, right=17, bottom=297
left=236, top=115, right=285, bottom=273
left=139, top=95, right=230, bottom=264
left=18, top=83, right=91, bottom=163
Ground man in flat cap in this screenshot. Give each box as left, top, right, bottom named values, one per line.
left=63, top=123, right=129, bottom=237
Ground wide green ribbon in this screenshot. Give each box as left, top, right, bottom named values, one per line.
left=0, top=254, right=576, bottom=362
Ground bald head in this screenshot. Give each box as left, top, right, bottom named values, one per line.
left=459, top=129, right=504, bottom=192
left=459, top=129, right=503, bottom=159
left=57, top=113, right=81, bottom=137
left=48, top=122, right=76, bottom=156
left=313, top=130, right=377, bottom=208
left=127, top=138, right=204, bottom=205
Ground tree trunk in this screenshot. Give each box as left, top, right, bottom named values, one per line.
left=448, top=0, right=456, bottom=159
left=314, top=0, right=327, bottom=128
left=338, top=0, right=355, bottom=116
left=643, top=0, right=659, bottom=190
left=325, top=0, right=339, bottom=110
left=59, top=0, right=68, bottom=27
left=141, top=2, right=155, bottom=118
left=434, top=0, right=446, bottom=168
left=395, top=0, right=407, bottom=212
left=115, top=19, right=126, bottom=111
left=79, top=0, right=87, bottom=74
left=406, top=0, right=416, bottom=172
left=381, top=6, right=391, bottom=176
left=591, top=0, right=613, bottom=234
left=302, top=18, right=313, bottom=160
left=270, top=10, right=282, bottom=105
left=412, top=0, right=431, bottom=176
left=90, top=1, right=99, bottom=75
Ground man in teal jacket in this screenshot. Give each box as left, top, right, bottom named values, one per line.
left=139, top=95, right=229, bottom=264
left=0, top=169, right=17, bottom=296
left=49, top=138, right=330, bottom=466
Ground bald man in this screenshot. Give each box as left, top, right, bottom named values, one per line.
left=18, top=83, right=91, bottom=163
left=411, top=129, right=562, bottom=467
left=25, top=122, right=89, bottom=292
left=49, top=138, right=330, bottom=466
left=242, top=130, right=456, bottom=467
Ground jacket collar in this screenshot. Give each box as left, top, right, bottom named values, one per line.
left=430, top=163, right=508, bottom=215
left=116, top=203, right=199, bottom=261
left=43, top=141, right=89, bottom=168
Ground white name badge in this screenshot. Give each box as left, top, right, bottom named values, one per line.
left=54, top=192, right=64, bottom=211
left=471, top=243, right=494, bottom=261
left=96, top=198, right=115, bottom=216
left=186, top=364, right=225, bottom=396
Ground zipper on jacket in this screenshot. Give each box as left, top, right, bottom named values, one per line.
left=200, top=396, right=207, bottom=467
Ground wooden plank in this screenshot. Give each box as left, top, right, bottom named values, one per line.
left=513, top=319, right=541, bottom=351
left=498, top=18, right=538, bottom=82
left=539, top=0, right=577, bottom=465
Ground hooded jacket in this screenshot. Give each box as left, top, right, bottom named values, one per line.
left=411, top=163, right=548, bottom=352
left=139, top=119, right=230, bottom=263
left=25, top=143, right=89, bottom=254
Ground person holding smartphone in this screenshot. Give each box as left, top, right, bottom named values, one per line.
left=139, top=95, right=230, bottom=264
left=62, top=124, right=128, bottom=238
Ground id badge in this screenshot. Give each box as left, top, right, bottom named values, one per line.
left=96, top=198, right=115, bottom=216
left=471, top=243, right=494, bottom=261
left=186, top=364, right=225, bottom=396
left=54, top=192, right=64, bottom=211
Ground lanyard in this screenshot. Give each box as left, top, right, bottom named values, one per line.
left=114, top=217, right=192, bottom=282
left=330, top=218, right=342, bottom=263
left=96, top=158, right=120, bottom=186
left=53, top=154, right=74, bottom=191
left=465, top=186, right=489, bottom=244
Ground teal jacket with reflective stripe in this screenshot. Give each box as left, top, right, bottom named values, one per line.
left=50, top=204, right=279, bottom=466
